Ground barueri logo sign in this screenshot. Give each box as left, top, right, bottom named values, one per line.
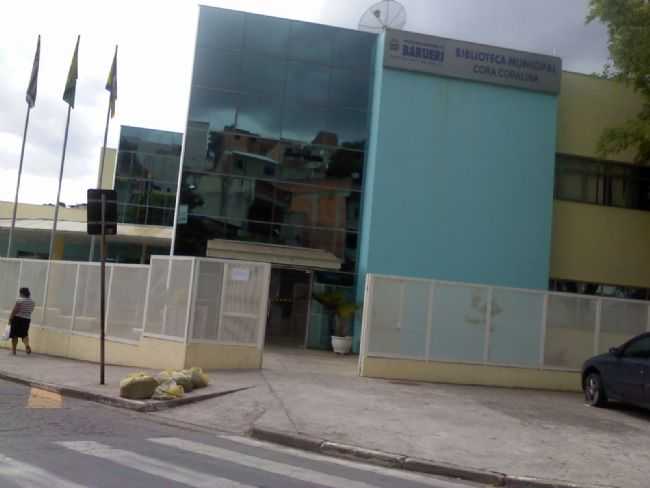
left=385, top=29, right=561, bottom=95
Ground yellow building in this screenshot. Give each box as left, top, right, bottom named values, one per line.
left=551, top=71, right=648, bottom=296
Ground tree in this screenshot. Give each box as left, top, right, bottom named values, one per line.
left=587, top=0, right=650, bottom=163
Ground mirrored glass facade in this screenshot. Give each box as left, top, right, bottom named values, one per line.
left=175, top=6, right=376, bottom=280
left=116, top=126, right=182, bottom=227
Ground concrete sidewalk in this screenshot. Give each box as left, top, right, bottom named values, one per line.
left=1, top=347, right=648, bottom=487
left=0, top=349, right=254, bottom=411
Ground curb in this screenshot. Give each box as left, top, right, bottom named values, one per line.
left=0, top=369, right=252, bottom=412
left=250, top=427, right=611, bottom=488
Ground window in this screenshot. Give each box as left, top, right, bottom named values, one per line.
left=623, top=336, right=650, bottom=359
left=549, top=279, right=650, bottom=301
left=555, top=155, right=650, bottom=211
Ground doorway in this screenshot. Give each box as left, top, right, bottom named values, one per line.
left=266, top=267, right=312, bottom=347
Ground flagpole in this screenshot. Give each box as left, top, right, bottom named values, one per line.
left=7, top=106, right=32, bottom=257
left=49, top=105, right=72, bottom=260
left=89, top=78, right=114, bottom=262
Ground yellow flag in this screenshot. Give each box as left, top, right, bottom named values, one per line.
left=26, top=35, right=40, bottom=108
left=106, top=46, right=117, bottom=118
left=63, top=36, right=79, bottom=108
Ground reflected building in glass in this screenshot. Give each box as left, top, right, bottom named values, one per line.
left=174, top=6, right=375, bottom=348
left=116, top=126, right=182, bottom=227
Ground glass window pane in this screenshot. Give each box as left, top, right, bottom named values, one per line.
left=285, top=61, right=330, bottom=107
left=193, top=48, right=242, bottom=91
left=119, top=127, right=182, bottom=155
left=282, top=100, right=328, bottom=145
left=325, top=109, right=368, bottom=147
left=183, top=121, right=212, bottom=170
left=237, top=92, right=283, bottom=140
left=188, top=87, right=238, bottom=133
left=330, top=67, right=370, bottom=111
left=288, top=21, right=334, bottom=64
left=244, top=14, right=290, bottom=57
left=241, top=54, right=287, bottom=96
left=332, top=29, right=376, bottom=70
left=116, top=152, right=132, bottom=177
left=197, top=7, right=245, bottom=50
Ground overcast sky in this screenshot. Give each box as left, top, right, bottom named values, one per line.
left=0, top=0, right=609, bottom=206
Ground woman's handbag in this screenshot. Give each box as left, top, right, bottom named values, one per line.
left=1, top=324, right=11, bottom=341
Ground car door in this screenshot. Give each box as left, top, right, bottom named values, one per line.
left=617, top=336, right=650, bottom=405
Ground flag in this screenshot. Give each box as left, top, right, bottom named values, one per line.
left=26, top=35, right=40, bottom=108
left=63, top=36, right=80, bottom=108
left=106, top=46, right=117, bottom=118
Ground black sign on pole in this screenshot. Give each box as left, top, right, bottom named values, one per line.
left=87, top=189, right=117, bottom=386
left=87, top=189, right=117, bottom=236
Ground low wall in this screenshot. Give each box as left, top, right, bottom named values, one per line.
left=185, top=343, right=262, bottom=370
left=360, top=357, right=581, bottom=392
left=1, top=326, right=262, bottom=371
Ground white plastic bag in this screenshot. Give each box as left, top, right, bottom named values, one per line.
left=1, top=324, right=10, bottom=341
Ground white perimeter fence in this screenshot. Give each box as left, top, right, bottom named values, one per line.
left=360, top=274, right=650, bottom=371
left=0, top=256, right=270, bottom=349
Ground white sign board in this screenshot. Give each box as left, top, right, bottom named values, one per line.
left=178, top=204, right=189, bottom=225
left=384, top=29, right=562, bottom=95
left=231, top=268, right=250, bottom=282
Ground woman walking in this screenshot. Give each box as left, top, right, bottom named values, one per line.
left=9, top=288, right=34, bottom=355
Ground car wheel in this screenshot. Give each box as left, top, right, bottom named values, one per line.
left=584, top=372, right=608, bottom=407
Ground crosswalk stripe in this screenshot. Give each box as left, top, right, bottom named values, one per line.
left=218, top=435, right=472, bottom=488
left=0, top=454, right=86, bottom=488
left=57, top=441, right=255, bottom=488
left=151, top=437, right=385, bottom=488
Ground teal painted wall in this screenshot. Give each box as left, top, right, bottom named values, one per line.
left=355, top=35, right=558, bottom=348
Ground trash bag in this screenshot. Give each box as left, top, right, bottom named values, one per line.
left=119, top=373, right=159, bottom=400
left=188, top=367, right=209, bottom=389
left=155, top=370, right=173, bottom=385
left=152, top=380, right=184, bottom=400
left=172, top=370, right=194, bottom=393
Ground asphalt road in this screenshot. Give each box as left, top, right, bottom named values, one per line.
left=0, top=379, right=481, bottom=488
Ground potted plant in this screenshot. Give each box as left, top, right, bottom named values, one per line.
left=313, top=291, right=359, bottom=354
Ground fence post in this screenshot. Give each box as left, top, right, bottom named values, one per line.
left=16, top=260, right=23, bottom=297
left=425, top=281, right=435, bottom=362
left=141, top=258, right=154, bottom=339
left=358, top=275, right=374, bottom=377
left=161, top=257, right=173, bottom=336
left=257, top=264, right=272, bottom=359
left=104, top=265, right=115, bottom=338
left=216, top=263, right=229, bottom=343
left=184, top=258, right=198, bottom=344
left=594, top=299, right=602, bottom=356
left=70, top=264, right=81, bottom=332
left=539, top=294, right=549, bottom=368
left=41, top=260, right=51, bottom=325
left=483, top=286, right=493, bottom=364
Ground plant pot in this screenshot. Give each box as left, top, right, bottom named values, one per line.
left=331, top=335, right=353, bottom=355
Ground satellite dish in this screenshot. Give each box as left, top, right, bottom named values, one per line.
left=359, top=0, right=407, bottom=33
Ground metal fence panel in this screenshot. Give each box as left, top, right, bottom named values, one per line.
left=164, top=259, right=193, bottom=338
left=44, top=262, right=78, bottom=330
left=74, top=264, right=109, bottom=335
left=107, top=265, right=148, bottom=342
left=143, top=258, right=168, bottom=336
left=367, top=277, right=403, bottom=356
left=544, top=294, right=598, bottom=369
left=0, top=259, right=20, bottom=320
left=488, top=289, right=544, bottom=367
left=599, top=300, right=648, bottom=354
left=191, top=259, right=224, bottom=342
left=18, top=260, right=48, bottom=321
left=430, top=283, right=487, bottom=363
